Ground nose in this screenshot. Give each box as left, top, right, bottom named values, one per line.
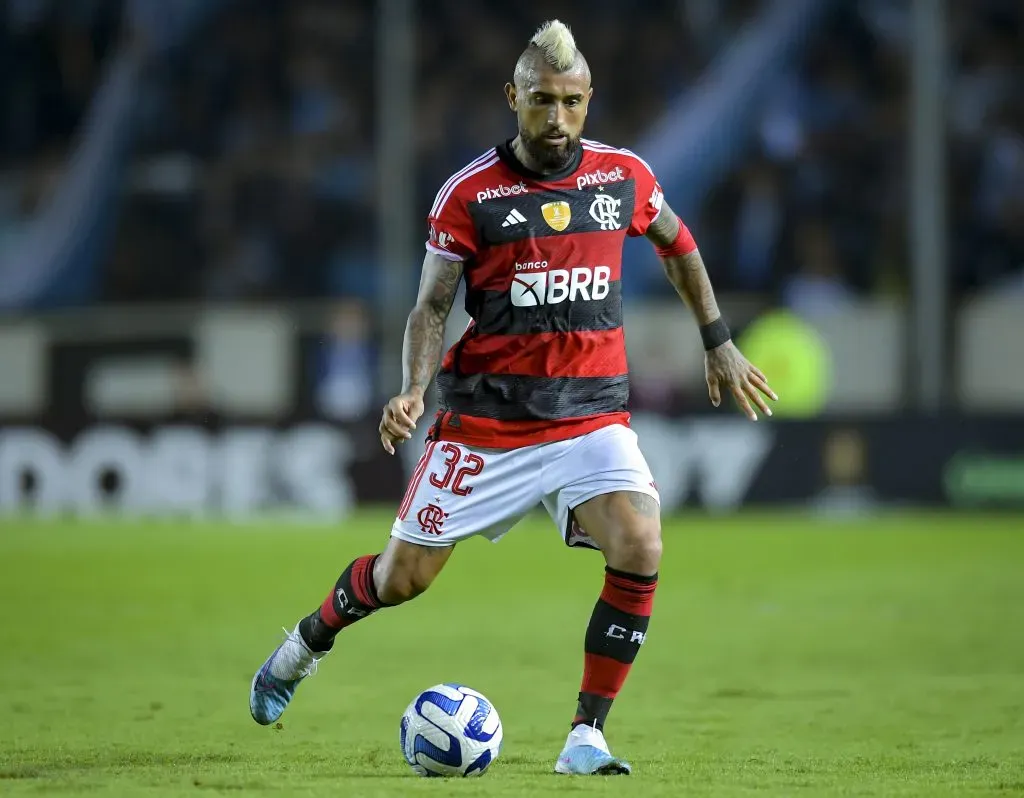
left=548, top=102, right=567, bottom=131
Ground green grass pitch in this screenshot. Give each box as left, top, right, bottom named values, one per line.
left=1, top=510, right=1023, bottom=796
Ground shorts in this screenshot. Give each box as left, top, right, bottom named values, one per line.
left=391, top=423, right=659, bottom=550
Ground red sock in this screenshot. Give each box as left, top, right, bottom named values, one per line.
left=299, top=555, right=385, bottom=652
left=319, top=554, right=382, bottom=628
left=573, top=567, right=657, bottom=730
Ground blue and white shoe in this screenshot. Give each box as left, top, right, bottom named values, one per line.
left=554, top=723, right=632, bottom=775
left=249, top=624, right=327, bottom=725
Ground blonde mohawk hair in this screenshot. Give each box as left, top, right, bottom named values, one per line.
left=529, top=20, right=577, bottom=71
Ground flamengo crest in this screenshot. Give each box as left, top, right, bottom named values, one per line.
left=589, top=194, right=621, bottom=230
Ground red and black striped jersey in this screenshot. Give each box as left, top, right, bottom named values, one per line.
left=424, top=138, right=666, bottom=448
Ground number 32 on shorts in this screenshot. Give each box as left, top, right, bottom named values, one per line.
left=428, top=443, right=484, bottom=496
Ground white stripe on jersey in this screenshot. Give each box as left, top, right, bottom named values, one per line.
left=429, top=148, right=498, bottom=217
left=429, top=147, right=495, bottom=216
left=432, top=154, right=500, bottom=218
left=581, top=139, right=656, bottom=176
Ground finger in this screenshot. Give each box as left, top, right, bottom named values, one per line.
left=750, top=365, right=767, bottom=382
left=392, top=403, right=417, bottom=430
left=383, top=416, right=412, bottom=439
left=380, top=434, right=395, bottom=455
left=707, top=377, right=721, bottom=408
left=731, top=384, right=757, bottom=421
left=745, top=381, right=772, bottom=417
left=384, top=406, right=413, bottom=435
left=750, top=372, right=779, bottom=402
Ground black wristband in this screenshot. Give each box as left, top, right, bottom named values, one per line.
left=699, top=317, right=731, bottom=350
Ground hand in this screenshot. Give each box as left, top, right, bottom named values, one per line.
left=705, top=341, right=778, bottom=421
left=379, top=392, right=425, bottom=455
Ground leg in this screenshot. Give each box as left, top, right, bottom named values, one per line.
left=572, top=490, right=661, bottom=725
left=250, top=538, right=452, bottom=726
left=573, top=490, right=662, bottom=576
left=300, top=536, right=453, bottom=652
left=546, top=426, right=661, bottom=775
left=251, top=436, right=542, bottom=726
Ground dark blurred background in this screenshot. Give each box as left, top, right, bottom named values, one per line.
left=1, top=0, right=1023, bottom=518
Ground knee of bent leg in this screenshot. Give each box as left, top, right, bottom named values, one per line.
left=373, top=543, right=448, bottom=605
left=608, top=516, right=663, bottom=576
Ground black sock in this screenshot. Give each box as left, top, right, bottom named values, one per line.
left=299, top=554, right=385, bottom=652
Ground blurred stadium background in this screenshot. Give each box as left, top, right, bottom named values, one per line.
left=2, top=0, right=1023, bottom=519
left=3, top=2, right=1024, bottom=794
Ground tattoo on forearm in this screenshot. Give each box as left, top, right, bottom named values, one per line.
left=663, top=249, right=720, bottom=326
left=627, top=491, right=660, bottom=518
left=644, top=201, right=720, bottom=326
left=402, top=258, right=463, bottom=395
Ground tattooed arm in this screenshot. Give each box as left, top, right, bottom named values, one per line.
left=379, top=252, right=463, bottom=453
left=644, top=201, right=720, bottom=325
left=644, top=201, right=777, bottom=421
left=402, top=253, right=464, bottom=396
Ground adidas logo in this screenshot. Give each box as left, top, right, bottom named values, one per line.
left=501, top=208, right=527, bottom=227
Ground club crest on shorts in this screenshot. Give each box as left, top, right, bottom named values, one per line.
left=541, top=201, right=571, bottom=231
left=417, top=503, right=448, bottom=536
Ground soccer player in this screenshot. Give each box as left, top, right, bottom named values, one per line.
left=250, top=19, right=777, bottom=775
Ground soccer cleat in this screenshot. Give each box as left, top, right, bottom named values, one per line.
left=553, top=723, right=632, bottom=775
left=249, top=624, right=327, bottom=725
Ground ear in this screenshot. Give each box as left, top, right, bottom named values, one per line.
left=504, top=82, right=517, bottom=112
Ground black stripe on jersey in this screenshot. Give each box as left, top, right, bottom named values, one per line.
left=435, top=372, right=629, bottom=421
left=466, top=282, right=622, bottom=335
left=468, top=180, right=637, bottom=247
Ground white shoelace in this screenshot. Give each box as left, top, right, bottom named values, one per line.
left=276, top=626, right=320, bottom=680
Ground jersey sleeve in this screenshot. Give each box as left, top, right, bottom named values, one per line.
left=425, top=187, right=478, bottom=262
left=626, top=154, right=665, bottom=238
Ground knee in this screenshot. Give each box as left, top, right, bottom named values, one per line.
left=606, top=519, right=662, bottom=576
left=372, top=549, right=441, bottom=605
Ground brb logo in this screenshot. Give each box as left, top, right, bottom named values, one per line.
left=477, top=181, right=528, bottom=203
left=511, top=264, right=611, bottom=307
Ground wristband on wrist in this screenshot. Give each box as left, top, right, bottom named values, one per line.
left=699, top=316, right=731, bottom=350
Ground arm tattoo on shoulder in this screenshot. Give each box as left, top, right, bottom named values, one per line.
left=626, top=491, right=660, bottom=518
left=423, top=260, right=463, bottom=314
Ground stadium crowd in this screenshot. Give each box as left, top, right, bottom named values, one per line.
left=1, top=0, right=1021, bottom=309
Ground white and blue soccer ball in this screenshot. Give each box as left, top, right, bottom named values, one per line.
left=399, top=683, right=503, bottom=777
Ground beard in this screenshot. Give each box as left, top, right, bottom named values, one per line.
left=518, top=128, right=581, bottom=171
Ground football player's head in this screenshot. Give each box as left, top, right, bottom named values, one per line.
left=506, top=20, right=592, bottom=171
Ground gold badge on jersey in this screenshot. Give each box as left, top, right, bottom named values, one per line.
left=541, top=201, right=571, bottom=232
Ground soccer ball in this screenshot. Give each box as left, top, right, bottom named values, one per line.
left=399, top=683, right=503, bottom=777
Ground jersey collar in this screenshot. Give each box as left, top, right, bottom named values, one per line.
left=496, top=137, right=584, bottom=183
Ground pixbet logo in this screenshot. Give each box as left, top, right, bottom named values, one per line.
left=477, top=181, right=528, bottom=203
left=576, top=166, right=624, bottom=191
left=510, top=265, right=611, bottom=307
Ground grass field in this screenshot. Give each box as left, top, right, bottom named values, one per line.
left=1, top=510, right=1023, bottom=796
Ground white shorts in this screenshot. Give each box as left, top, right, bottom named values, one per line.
left=390, top=424, right=659, bottom=550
